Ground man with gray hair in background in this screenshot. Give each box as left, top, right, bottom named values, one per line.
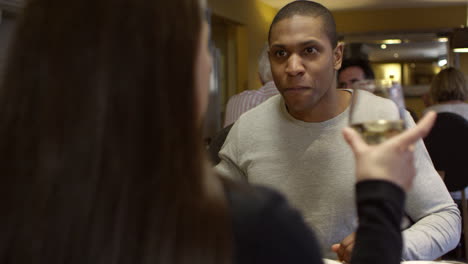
left=223, top=43, right=279, bottom=127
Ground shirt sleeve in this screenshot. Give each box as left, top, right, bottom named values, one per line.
left=215, top=121, right=248, bottom=181
left=401, top=112, right=461, bottom=260
left=351, top=180, right=405, bottom=264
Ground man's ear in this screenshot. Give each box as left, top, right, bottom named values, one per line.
left=333, top=42, right=344, bottom=71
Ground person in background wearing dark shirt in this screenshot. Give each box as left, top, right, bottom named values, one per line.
left=338, top=59, right=375, bottom=89
left=0, top=0, right=435, bottom=263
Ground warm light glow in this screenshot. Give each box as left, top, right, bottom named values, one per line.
left=438, top=59, right=447, bottom=67
left=438, top=37, right=449, bottom=43
left=453, top=48, right=468, bottom=53
left=373, top=63, right=401, bottom=82
left=382, top=39, right=402, bottom=44
left=380, top=44, right=387, bottom=49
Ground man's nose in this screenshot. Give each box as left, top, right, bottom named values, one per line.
left=285, top=54, right=305, bottom=76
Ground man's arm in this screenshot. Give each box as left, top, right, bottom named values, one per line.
left=402, top=115, right=461, bottom=260
left=214, top=121, right=248, bottom=181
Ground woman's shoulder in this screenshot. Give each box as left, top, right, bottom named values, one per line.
left=221, top=178, right=323, bottom=264
left=222, top=178, right=287, bottom=220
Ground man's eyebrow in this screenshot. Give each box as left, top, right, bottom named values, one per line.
left=270, top=40, right=321, bottom=49
left=299, top=40, right=321, bottom=46
left=270, top=44, right=286, bottom=49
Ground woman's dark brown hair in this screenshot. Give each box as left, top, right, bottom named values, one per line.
left=0, top=0, right=231, bottom=263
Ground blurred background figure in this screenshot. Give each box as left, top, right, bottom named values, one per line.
left=423, top=67, right=468, bottom=200
left=339, top=58, right=419, bottom=121
left=422, top=67, right=468, bottom=120
left=422, top=67, right=468, bottom=260
left=223, top=43, right=278, bottom=127
left=337, top=59, right=375, bottom=89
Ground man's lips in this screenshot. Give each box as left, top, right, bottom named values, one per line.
left=283, top=86, right=310, bottom=93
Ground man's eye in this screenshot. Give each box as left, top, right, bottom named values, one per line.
left=275, top=50, right=287, bottom=57
left=305, top=47, right=318, bottom=54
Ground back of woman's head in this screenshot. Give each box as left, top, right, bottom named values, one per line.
left=430, top=67, right=468, bottom=103
left=0, top=0, right=231, bottom=263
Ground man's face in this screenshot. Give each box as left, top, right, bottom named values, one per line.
left=338, top=66, right=366, bottom=89
left=269, top=15, right=343, bottom=117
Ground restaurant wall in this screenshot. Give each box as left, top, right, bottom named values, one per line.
left=333, top=5, right=467, bottom=34
left=208, top=0, right=277, bottom=92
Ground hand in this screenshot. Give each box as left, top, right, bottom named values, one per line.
left=331, top=232, right=355, bottom=263
left=342, top=112, right=436, bottom=191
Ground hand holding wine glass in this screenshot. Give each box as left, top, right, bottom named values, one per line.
left=343, top=112, right=436, bottom=191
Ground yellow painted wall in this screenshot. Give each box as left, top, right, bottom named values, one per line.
left=208, top=0, right=277, bottom=92
left=333, top=5, right=467, bottom=34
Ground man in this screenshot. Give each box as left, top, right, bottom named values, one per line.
left=216, top=1, right=460, bottom=261
left=337, top=59, right=375, bottom=89
left=223, top=44, right=279, bottom=127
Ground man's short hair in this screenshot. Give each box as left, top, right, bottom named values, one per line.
left=268, top=0, right=338, bottom=48
left=258, top=43, right=273, bottom=83
left=339, top=59, right=375, bottom=80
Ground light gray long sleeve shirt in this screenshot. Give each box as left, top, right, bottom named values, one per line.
left=215, top=91, right=461, bottom=260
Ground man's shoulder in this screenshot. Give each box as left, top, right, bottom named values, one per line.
left=237, top=94, right=282, bottom=122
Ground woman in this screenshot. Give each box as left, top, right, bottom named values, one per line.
left=423, top=67, right=468, bottom=119
left=423, top=67, right=468, bottom=202
left=0, top=0, right=435, bottom=263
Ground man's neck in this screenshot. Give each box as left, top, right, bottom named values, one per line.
left=287, top=89, right=352, bottom=123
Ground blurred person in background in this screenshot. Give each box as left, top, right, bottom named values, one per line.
left=339, top=58, right=419, bottom=121
left=337, top=58, right=375, bottom=89
left=0, top=0, right=438, bottom=263
left=423, top=67, right=468, bottom=205
left=423, top=67, right=468, bottom=119
left=223, top=43, right=279, bottom=127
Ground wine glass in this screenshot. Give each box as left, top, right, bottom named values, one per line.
left=348, top=79, right=407, bottom=145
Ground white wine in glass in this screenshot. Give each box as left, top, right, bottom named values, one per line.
left=348, top=79, right=407, bottom=145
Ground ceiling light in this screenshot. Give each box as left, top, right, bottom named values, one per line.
left=438, top=59, right=448, bottom=67
left=382, top=39, right=402, bottom=44
left=380, top=44, right=387, bottom=49
left=393, top=53, right=399, bottom=58
left=454, top=48, right=468, bottom=53
left=437, top=37, right=448, bottom=43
